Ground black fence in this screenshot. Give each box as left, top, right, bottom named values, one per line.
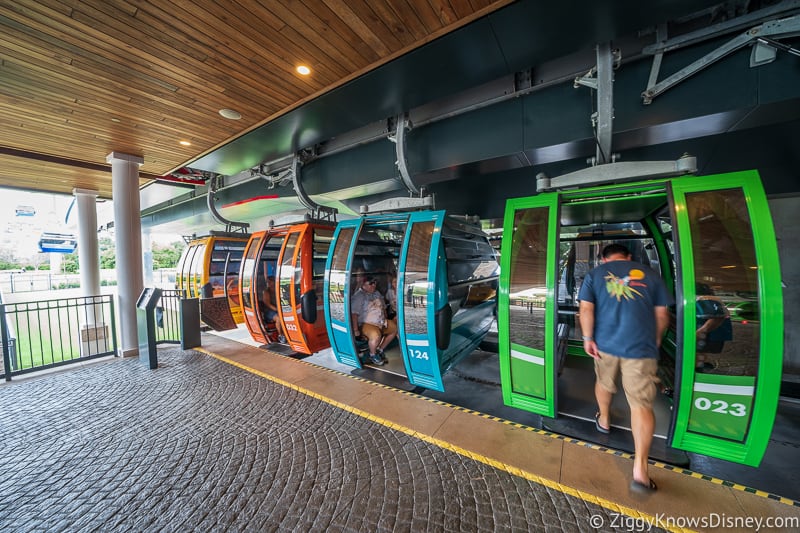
left=1, top=295, right=118, bottom=381
left=155, top=289, right=185, bottom=344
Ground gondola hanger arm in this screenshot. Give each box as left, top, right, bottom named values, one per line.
left=207, top=175, right=249, bottom=233
left=291, top=151, right=338, bottom=223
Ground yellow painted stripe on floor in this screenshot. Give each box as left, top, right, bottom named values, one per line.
left=202, top=347, right=800, bottom=508
left=198, top=348, right=699, bottom=532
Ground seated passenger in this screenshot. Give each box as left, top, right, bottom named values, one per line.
left=263, top=276, right=285, bottom=343
left=351, top=276, right=397, bottom=366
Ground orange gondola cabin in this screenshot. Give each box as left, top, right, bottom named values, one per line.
left=239, top=221, right=335, bottom=354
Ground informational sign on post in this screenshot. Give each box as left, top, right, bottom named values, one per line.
left=136, top=288, right=163, bottom=369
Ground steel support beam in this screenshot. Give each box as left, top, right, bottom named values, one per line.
left=643, top=14, right=800, bottom=103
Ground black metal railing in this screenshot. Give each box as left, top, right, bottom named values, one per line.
left=1, top=295, right=118, bottom=381
left=155, top=289, right=184, bottom=344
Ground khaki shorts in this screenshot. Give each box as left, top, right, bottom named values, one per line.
left=361, top=320, right=397, bottom=343
left=595, top=350, right=659, bottom=409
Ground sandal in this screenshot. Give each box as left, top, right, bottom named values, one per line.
left=594, top=412, right=610, bottom=434
left=629, top=478, right=658, bottom=494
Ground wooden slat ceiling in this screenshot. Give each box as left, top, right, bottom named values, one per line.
left=0, top=0, right=513, bottom=199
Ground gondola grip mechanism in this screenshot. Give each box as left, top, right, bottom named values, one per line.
left=536, top=154, right=697, bottom=192
left=359, top=195, right=434, bottom=214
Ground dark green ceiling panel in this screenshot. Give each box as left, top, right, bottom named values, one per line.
left=522, top=84, right=593, bottom=149
left=408, top=98, right=524, bottom=172
left=489, top=0, right=724, bottom=73
left=143, top=1, right=800, bottom=233
left=301, top=140, right=398, bottom=195
left=757, top=39, right=800, bottom=103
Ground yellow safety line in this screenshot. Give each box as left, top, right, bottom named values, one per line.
left=284, top=353, right=800, bottom=507
left=197, top=347, right=800, bottom=512
left=196, top=349, right=690, bottom=530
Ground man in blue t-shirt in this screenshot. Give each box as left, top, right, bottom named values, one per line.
left=578, top=243, right=671, bottom=494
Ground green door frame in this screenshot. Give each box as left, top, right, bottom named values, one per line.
left=498, top=194, right=560, bottom=417
left=669, top=170, right=783, bottom=466
left=498, top=171, right=782, bottom=466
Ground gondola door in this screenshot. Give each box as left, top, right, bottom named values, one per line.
left=669, top=170, right=782, bottom=466
left=240, top=233, right=268, bottom=344
left=324, top=218, right=365, bottom=367
left=396, top=211, right=447, bottom=391
left=240, top=231, right=286, bottom=345
left=277, top=231, right=304, bottom=351
left=498, top=195, right=560, bottom=417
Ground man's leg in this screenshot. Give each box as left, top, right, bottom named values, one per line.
left=630, top=406, right=655, bottom=485
left=594, top=352, right=619, bottom=430
left=378, top=320, right=397, bottom=352
left=621, top=358, right=659, bottom=486
left=362, top=324, right=381, bottom=355
left=595, top=381, right=613, bottom=430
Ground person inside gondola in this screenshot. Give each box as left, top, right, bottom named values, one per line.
left=695, top=283, right=732, bottom=371
left=351, top=276, right=397, bottom=366
left=263, top=275, right=285, bottom=343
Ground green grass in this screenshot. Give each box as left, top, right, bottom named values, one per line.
left=4, top=300, right=115, bottom=372
left=155, top=306, right=182, bottom=343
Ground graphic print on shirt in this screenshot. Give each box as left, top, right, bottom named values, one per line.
left=604, top=269, right=646, bottom=301
left=363, top=297, right=386, bottom=327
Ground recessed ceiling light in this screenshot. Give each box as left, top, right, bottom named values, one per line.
left=179, top=140, right=191, bottom=146
left=219, top=108, right=242, bottom=120
left=296, top=65, right=311, bottom=76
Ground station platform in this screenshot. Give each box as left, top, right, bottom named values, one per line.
left=0, top=333, right=798, bottom=532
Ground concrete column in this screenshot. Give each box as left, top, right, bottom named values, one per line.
left=142, top=227, right=153, bottom=286
left=49, top=253, right=62, bottom=274
left=73, top=188, right=101, bottom=297
left=73, top=188, right=107, bottom=354
left=107, top=152, right=144, bottom=357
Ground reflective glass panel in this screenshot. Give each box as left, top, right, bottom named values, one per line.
left=403, top=222, right=434, bottom=336
left=508, top=209, right=549, bottom=350
left=686, top=189, right=760, bottom=377
left=312, top=228, right=334, bottom=299
left=280, top=233, right=300, bottom=314
left=189, top=244, right=206, bottom=298
left=329, top=228, right=355, bottom=324
left=240, top=236, right=262, bottom=310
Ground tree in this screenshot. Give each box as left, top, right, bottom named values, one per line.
left=49, top=237, right=185, bottom=271
left=99, top=236, right=116, bottom=269
left=152, top=241, right=185, bottom=269
left=61, top=252, right=79, bottom=273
